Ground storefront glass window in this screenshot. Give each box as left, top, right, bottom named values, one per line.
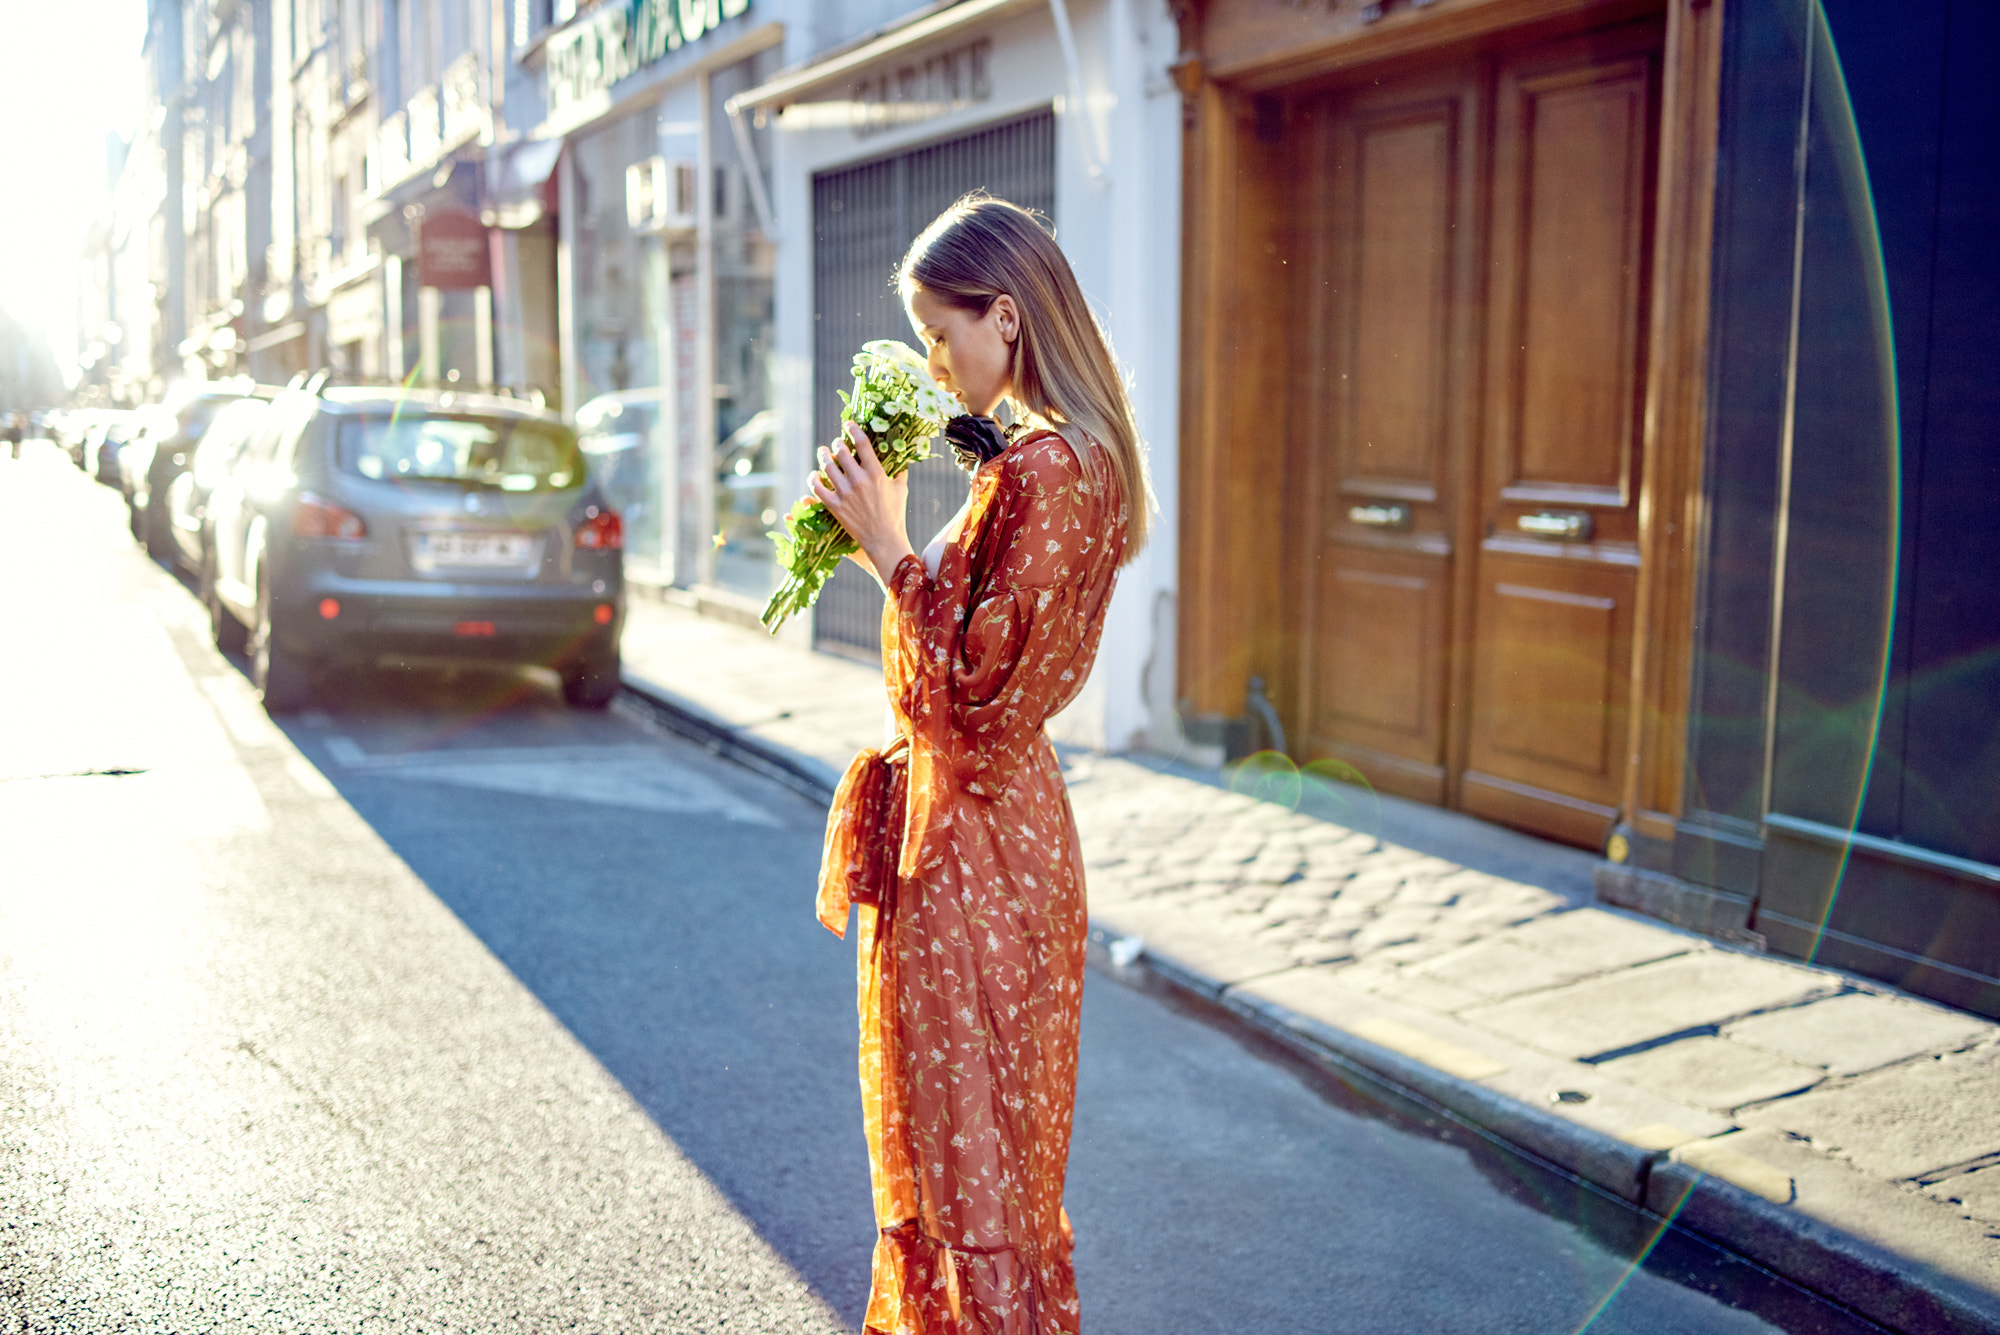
left=707, top=50, right=780, bottom=601
left=570, top=103, right=697, bottom=580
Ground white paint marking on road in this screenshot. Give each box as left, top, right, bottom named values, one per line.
left=379, top=753, right=781, bottom=825
left=284, top=755, right=340, bottom=798
left=317, top=740, right=781, bottom=824
left=324, top=742, right=650, bottom=771
left=323, top=735, right=369, bottom=767
left=199, top=676, right=282, bottom=748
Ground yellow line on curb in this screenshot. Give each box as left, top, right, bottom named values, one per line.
left=1349, top=1017, right=1509, bottom=1081
left=1623, top=1122, right=1702, bottom=1152
left=1677, top=1140, right=1796, bottom=1204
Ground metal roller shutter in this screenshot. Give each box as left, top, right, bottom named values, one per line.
left=809, top=108, right=1057, bottom=657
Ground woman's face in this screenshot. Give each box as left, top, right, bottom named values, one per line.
left=908, top=285, right=1017, bottom=417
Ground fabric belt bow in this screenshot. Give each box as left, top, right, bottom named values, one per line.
left=817, top=735, right=910, bottom=937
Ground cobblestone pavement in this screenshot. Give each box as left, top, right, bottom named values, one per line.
left=617, top=589, right=2000, bottom=1335
left=1065, top=756, right=1574, bottom=975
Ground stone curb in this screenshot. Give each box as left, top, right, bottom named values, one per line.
left=618, top=670, right=2000, bottom=1335
left=617, top=672, right=842, bottom=805
left=1645, top=1158, right=1997, bottom=1335
left=1099, top=935, right=2000, bottom=1335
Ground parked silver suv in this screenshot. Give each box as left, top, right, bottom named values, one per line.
left=203, top=380, right=625, bottom=713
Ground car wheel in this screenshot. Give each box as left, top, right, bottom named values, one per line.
left=204, top=548, right=247, bottom=656
left=144, top=497, right=173, bottom=561
left=251, top=575, right=312, bottom=714
left=560, top=650, right=621, bottom=710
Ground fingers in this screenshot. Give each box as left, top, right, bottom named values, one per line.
left=850, top=425, right=888, bottom=480
left=813, top=425, right=900, bottom=527
left=820, top=425, right=883, bottom=489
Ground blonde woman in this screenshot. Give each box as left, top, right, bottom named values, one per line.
left=810, top=194, right=1150, bottom=1334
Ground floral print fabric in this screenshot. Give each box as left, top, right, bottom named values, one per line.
left=823, top=429, right=1127, bottom=1335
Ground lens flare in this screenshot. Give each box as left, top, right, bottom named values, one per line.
left=1767, top=1, right=1903, bottom=967
left=1223, top=751, right=1384, bottom=844
left=1568, top=1170, right=1703, bottom=1334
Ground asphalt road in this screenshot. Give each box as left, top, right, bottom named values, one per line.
left=1, top=443, right=1884, bottom=1333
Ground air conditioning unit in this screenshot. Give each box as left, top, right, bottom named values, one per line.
left=626, top=157, right=698, bottom=235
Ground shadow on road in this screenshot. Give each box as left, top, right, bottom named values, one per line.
left=181, top=628, right=1887, bottom=1335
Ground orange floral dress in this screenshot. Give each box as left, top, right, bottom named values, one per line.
left=818, top=428, right=1127, bottom=1335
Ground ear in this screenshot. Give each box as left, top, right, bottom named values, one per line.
left=991, top=293, right=1020, bottom=344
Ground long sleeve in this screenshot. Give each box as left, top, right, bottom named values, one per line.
left=880, top=431, right=1121, bottom=878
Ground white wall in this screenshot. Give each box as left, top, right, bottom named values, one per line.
left=1052, top=0, right=1184, bottom=756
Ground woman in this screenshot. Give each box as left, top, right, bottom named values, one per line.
left=809, top=194, right=1151, bottom=1335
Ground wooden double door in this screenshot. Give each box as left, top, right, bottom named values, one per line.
left=1294, top=20, right=1662, bottom=848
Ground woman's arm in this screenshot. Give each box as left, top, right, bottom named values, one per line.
left=883, top=433, right=1113, bottom=799
left=808, top=422, right=915, bottom=592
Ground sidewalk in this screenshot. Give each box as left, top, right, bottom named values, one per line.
left=616, top=589, right=2000, bottom=1335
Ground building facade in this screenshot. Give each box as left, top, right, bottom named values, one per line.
left=99, top=0, right=1997, bottom=1017
left=1169, top=0, right=1998, bottom=1018
left=732, top=0, right=1186, bottom=756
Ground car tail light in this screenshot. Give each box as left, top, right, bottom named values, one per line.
left=294, top=493, right=368, bottom=539
left=574, top=507, right=623, bottom=550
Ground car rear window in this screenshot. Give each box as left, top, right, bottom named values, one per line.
left=337, top=414, right=583, bottom=491
left=177, top=397, right=231, bottom=441
left=197, top=401, right=268, bottom=460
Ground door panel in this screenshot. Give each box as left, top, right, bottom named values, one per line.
left=1505, top=59, right=1654, bottom=502
left=1299, top=69, right=1477, bottom=805
left=1345, top=106, right=1457, bottom=499
left=1313, top=552, right=1451, bottom=801
left=1464, top=552, right=1635, bottom=792
left=1466, top=26, right=1660, bottom=846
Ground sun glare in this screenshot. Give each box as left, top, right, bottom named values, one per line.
left=0, top=0, right=147, bottom=383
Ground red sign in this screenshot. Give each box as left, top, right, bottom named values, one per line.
left=418, top=209, right=491, bottom=289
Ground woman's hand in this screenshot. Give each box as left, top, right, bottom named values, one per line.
left=809, top=422, right=915, bottom=590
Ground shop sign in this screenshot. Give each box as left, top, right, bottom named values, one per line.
left=548, top=0, right=752, bottom=114
left=850, top=37, right=992, bottom=139
left=418, top=210, right=492, bottom=289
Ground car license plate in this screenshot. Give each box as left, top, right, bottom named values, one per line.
left=415, top=531, right=535, bottom=570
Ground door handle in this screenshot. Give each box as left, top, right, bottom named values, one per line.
left=1348, top=502, right=1411, bottom=530
left=1517, top=510, right=1593, bottom=541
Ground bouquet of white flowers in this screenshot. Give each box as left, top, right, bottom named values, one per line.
left=761, top=340, right=961, bottom=632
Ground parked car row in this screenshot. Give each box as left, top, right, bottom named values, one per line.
left=41, top=406, right=146, bottom=483
left=67, top=375, right=627, bottom=715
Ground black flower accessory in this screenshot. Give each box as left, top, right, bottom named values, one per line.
left=943, top=414, right=1017, bottom=473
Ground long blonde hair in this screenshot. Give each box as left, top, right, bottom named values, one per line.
left=898, top=193, right=1153, bottom=561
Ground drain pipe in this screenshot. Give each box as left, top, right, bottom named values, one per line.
left=1048, top=0, right=1108, bottom=183
left=724, top=98, right=781, bottom=243
left=1246, top=676, right=1288, bottom=757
